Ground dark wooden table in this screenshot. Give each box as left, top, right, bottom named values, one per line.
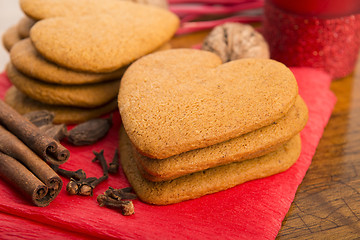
left=276, top=54, right=360, bottom=239
left=171, top=33, right=360, bottom=239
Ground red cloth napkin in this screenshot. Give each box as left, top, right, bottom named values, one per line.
left=0, top=68, right=336, bottom=240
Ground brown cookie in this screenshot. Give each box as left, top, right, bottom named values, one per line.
left=27, top=0, right=179, bottom=72
left=20, top=0, right=170, bottom=20
left=6, top=63, right=120, bottom=108
left=10, top=39, right=127, bottom=85
left=120, top=127, right=302, bottom=205
left=119, top=49, right=298, bottom=159
left=134, top=96, right=308, bottom=182
left=5, top=86, right=117, bottom=124
left=17, top=17, right=36, bottom=38
left=2, top=25, right=21, bottom=52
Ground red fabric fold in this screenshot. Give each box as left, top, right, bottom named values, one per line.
left=0, top=67, right=336, bottom=240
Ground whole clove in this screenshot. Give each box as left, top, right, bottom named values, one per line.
left=64, top=169, right=86, bottom=181
left=73, top=175, right=108, bottom=196
left=97, top=194, right=135, bottom=216
left=89, top=175, right=108, bottom=189
left=66, top=180, right=79, bottom=195
left=108, top=149, right=119, bottom=174
left=79, top=176, right=108, bottom=196
left=92, top=150, right=109, bottom=176
left=51, top=165, right=86, bottom=181
left=98, top=186, right=137, bottom=215
left=78, top=183, right=93, bottom=196
left=23, top=110, right=55, bottom=127
left=67, top=115, right=112, bottom=146
left=105, top=186, right=137, bottom=201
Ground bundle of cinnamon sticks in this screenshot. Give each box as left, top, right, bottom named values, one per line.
left=0, top=100, right=70, bottom=207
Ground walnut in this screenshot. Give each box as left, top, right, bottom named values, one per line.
left=123, top=0, right=168, bottom=9
left=201, top=23, right=270, bottom=63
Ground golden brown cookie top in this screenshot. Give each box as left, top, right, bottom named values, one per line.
left=20, top=0, right=167, bottom=20
left=5, top=86, right=118, bottom=124
left=30, top=11, right=178, bottom=72
left=118, top=49, right=299, bottom=159
left=22, top=0, right=179, bottom=72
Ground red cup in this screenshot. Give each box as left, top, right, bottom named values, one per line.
left=271, top=0, right=360, bottom=17
left=263, top=0, right=360, bottom=79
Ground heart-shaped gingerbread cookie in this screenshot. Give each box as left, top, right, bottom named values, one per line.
left=118, top=49, right=299, bottom=159
left=20, top=0, right=165, bottom=20
left=28, top=1, right=179, bottom=72
left=5, top=86, right=118, bottom=124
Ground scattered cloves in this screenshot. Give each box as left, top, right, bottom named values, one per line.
left=108, top=149, right=119, bottom=174
left=53, top=149, right=116, bottom=197
left=51, top=165, right=94, bottom=196
left=97, top=188, right=136, bottom=216
left=73, top=150, right=110, bottom=196
left=64, top=150, right=111, bottom=196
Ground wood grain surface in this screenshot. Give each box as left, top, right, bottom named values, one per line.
left=276, top=55, right=360, bottom=239
left=170, top=34, right=360, bottom=239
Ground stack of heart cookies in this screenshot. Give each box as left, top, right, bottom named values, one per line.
left=118, top=49, right=308, bottom=205
left=2, top=0, right=179, bottom=124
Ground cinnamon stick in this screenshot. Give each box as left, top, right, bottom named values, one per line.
left=0, top=100, right=69, bottom=165
left=0, top=125, right=62, bottom=201
left=0, top=152, right=55, bottom=207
